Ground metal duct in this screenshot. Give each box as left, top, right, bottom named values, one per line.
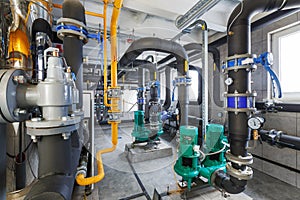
left=175, top=0, right=221, bottom=30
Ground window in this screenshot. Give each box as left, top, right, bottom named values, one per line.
left=271, top=23, right=300, bottom=101
left=189, top=70, right=199, bottom=101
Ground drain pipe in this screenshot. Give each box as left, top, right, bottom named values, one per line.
left=215, top=0, right=300, bottom=194
left=119, top=37, right=189, bottom=125
left=76, top=0, right=123, bottom=186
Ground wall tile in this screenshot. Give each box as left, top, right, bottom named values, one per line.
left=252, top=157, right=263, bottom=171
left=263, top=112, right=297, bottom=136
left=263, top=161, right=297, bottom=186
left=263, top=144, right=297, bottom=168
left=251, top=29, right=263, bottom=44
left=297, top=174, right=300, bottom=189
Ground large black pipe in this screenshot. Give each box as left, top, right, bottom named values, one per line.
left=210, top=8, right=300, bottom=48
left=162, top=66, right=171, bottom=111
left=259, top=129, right=300, bottom=151
left=62, top=0, right=86, bottom=109
left=215, top=0, right=300, bottom=194
left=119, top=37, right=189, bottom=125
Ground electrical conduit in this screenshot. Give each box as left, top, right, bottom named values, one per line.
left=76, top=0, right=123, bottom=186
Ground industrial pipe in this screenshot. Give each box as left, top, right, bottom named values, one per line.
left=162, top=66, right=171, bottom=111
left=118, top=37, right=189, bottom=125
left=25, top=0, right=86, bottom=199
left=0, top=124, right=6, bottom=200
left=137, top=67, right=144, bottom=111
left=76, top=0, right=123, bottom=186
left=215, top=0, right=300, bottom=194
left=259, top=129, right=300, bottom=151
left=53, top=3, right=104, bottom=19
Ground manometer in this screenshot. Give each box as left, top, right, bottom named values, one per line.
left=248, top=117, right=265, bottom=130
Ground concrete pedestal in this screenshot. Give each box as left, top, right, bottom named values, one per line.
left=125, top=141, right=173, bottom=163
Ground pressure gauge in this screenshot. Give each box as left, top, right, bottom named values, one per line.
left=248, top=117, right=264, bottom=130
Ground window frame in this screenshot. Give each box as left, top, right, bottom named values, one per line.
left=269, top=21, right=300, bottom=103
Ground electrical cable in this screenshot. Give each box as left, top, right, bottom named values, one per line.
left=6, top=140, right=33, bottom=158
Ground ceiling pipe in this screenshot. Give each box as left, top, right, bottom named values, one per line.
left=214, top=0, right=300, bottom=194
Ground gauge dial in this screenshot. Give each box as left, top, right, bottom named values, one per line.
left=248, top=117, right=264, bottom=130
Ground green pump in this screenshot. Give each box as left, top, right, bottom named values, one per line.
left=174, top=124, right=228, bottom=190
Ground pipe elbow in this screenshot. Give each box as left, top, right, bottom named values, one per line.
left=214, top=170, right=247, bottom=194
left=76, top=173, right=104, bottom=186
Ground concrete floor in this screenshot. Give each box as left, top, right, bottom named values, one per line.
left=80, top=123, right=300, bottom=200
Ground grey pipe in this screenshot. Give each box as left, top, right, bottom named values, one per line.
left=0, top=124, right=6, bottom=200
left=25, top=1, right=86, bottom=199
left=119, top=37, right=189, bottom=125
left=138, top=63, right=157, bottom=81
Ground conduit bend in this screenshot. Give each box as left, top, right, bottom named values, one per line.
left=76, top=0, right=123, bottom=186
left=119, top=37, right=190, bottom=125
left=215, top=0, right=300, bottom=194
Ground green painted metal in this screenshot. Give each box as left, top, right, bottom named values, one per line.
left=174, top=126, right=200, bottom=190
left=131, top=110, right=151, bottom=142
left=200, top=124, right=227, bottom=184
left=174, top=124, right=228, bottom=190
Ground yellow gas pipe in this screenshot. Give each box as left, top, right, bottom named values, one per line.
left=76, top=0, right=123, bottom=186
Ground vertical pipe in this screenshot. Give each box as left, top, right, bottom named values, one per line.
left=201, top=27, right=209, bottom=141
left=0, top=124, right=6, bottom=200
left=62, top=0, right=85, bottom=109
left=138, top=68, right=144, bottom=111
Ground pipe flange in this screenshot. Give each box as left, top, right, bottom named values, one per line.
left=57, top=17, right=88, bottom=43
left=226, top=108, right=256, bottom=113
left=225, top=150, right=253, bottom=165
left=210, top=168, right=225, bottom=187
left=57, top=29, right=88, bottom=43
left=175, top=76, right=192, bottom=86
left=107, top=87, right=122, bottom=98
left=26, top=116, right=81, bottom=136
left=57, top=18, right=87, bottom=30
left=108, top=112, right=121, bottom=123
left=224, top=92, right=257, bottom=97
left=27, top=123, right=79, bottom=136
left=225, top=54, right=257, bottom=62
left=0, top=69, right=29, bottom=123
left=223, top=64, right=257, bottom=73
left=226, top=163, right=253, bottom=180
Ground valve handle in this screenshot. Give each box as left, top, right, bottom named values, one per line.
left=254, top=52, right=282, bottom=98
